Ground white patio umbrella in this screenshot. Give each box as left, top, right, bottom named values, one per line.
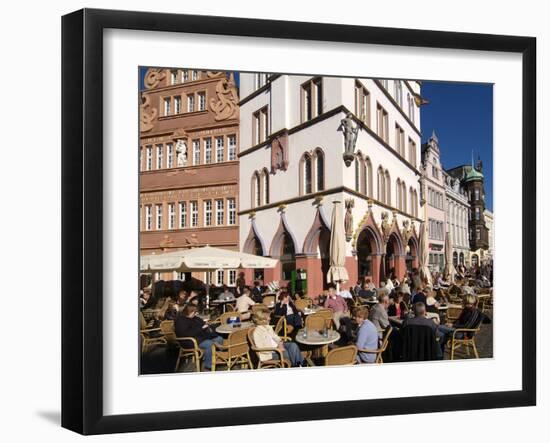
left=443, top=231, right=457, bottom=283
left=140, top=245, right=277, bottom=273
left=327, top=200, right=349, bottom=291
left=418, top=222, right=433, bottom=287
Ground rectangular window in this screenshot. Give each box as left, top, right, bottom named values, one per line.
left=156, top=144, right=163, bottom=169
left=475, top=188, right=480, bottom=200
left=376, top=103, right=389, bottom=142
left=145, top=205, right=152, bottom=231
left=476, top=228, right=481, bottom=240
left=190, top=201, right=198, bottom=227
left=216, top=137, right=224, bottom=163
left=187, top=94, right=195, bottom=112
left=204, top=138, right=212, bottom=164
left=174, top=96, right=181, bottom=114
left=182, top=70, right=189, bottom=82
left=155, top=204, right=163, bottom=230
left=228, top=270, right=237, bottom=286
left=170, top=70, right=177, bottom=85
left=192, top=70, right=198, bottom=81
left=227, top=198, right=236, bottom=225
left=255, top=73, right=268, bottom=89
left=198, top=92, right=206, bottom=111
left=252, top=106, right=269, bottom=145
left=228, top=135, right=237, bottom=161
left=395, top=124, right=405, bottom=156
left=168, top=203, right=175, bottom=229
left=166, top=143, right=173, bottom=168
left=164, top=97, right=171, bottom=116
left=475, top=207, right=480, bottom=220
left=301, top=78, right=322, bottom=122
left=216, top=270, right=224, bottom=286
left=408, top=138, right=417, bottom=167
left=179, top=202, right=187, bottom=228
left=355, top=81, right=370, bottom=126
left=216, top=199, right=224, bottom=226
left=204, top=200, right=212, bottom=226
left=146, top=145, right=152, bottom=171
left=192, top=140, right=200, bottom=166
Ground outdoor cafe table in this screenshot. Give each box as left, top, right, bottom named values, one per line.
left=215, top=321, right=254, bottom=335
left=295, top=329, right=340, bottom=366
left=302, top=305, right=323, bottom=316
left=210, top=299, right=235, bottom=313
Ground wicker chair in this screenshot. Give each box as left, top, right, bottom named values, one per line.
left=294, top=298, right=311, bottom=312
left=325, top=345, right=358, bottom=366
left=305, top=313, right=328, bottom=331
left=263, top=295, right=276, bottom=307
left=449, top=325, right=481, bottom=360
left=139, top=311, right=166, bottom=353
left=247, top=327, right=291, bottom=369
left=213, top=311, right=243, bottom=325
left=356, top=325, right=393, bottom=363
left=446, top=305, right=463, bottom=323
left=273, top=315, right=294, bottom=340
left=175, top=336, right=204, bottom=372
left=211, top=328, right=253, bottom=371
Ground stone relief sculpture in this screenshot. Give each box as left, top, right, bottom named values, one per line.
left=339, top=112, right=359, bottom=167
left=270, top=131, right=289, bottom=173
left=144, top=68, right=166, bottom=89
left=344, top=199, right=355, bottom=242
left=139, top=95, right=157, bottom=133
left=209, top=73, right=239, bottom=121
left=380, top=211, right=391, bottom=240
left=175, top=139, right=188, bottom=167
left=402, top=219, right=412, bottom=243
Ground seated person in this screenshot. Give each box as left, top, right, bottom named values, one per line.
left=357, top=281, right=376, bottom=301
left=217, top=285, right=235, bottom=301
left=274, top=291, right=303, bottom=329
left=411, top=288, right=427, bottom=306
left=442, top=294, right=492, bottom=339
left=402, top=302, right=442, bottom=359
left=251, top=280, right=263, bottom=303
left=235, top=287, right=256, bottom=320
left=387, top=291, right=408, bottom=319
left=378, top=281, right=391, bottom=297
left=324, top=284, right=351, bottom=330
left=163, top=300, right=179, bottom=321
left=338, top=287, right=354, bottom=300
left=177, top=289, right=199, bottom=308
left=353, top=307, right=379, bottom=363
left=175, top=304, right=223, bottom=371
left=252, top=308, right=304, bottom=367
left=368, top=294, right=390, bottom=331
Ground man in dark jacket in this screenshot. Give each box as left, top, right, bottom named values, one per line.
left=175, top=304, right=223, bottom=370
left=251, top=281, right=263, bottom=303
left=402, top=302, right=439, bottom=360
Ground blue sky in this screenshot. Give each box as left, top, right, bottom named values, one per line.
left=420, top=81, right=493, bottom=211
left=139, top=69, right=493, bottom=210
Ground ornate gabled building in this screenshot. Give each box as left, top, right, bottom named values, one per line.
left=444, top=170, right=470, bottom=267
left=446, top=158, right=490, bottom=267
left=421, top=131, right=447, bottom=272
left=238, top=74, right=424, bottom=296
left=139, top=68, right=240, bottom=285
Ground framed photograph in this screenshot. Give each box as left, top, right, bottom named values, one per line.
left=62, top=8, right=536, bottom=435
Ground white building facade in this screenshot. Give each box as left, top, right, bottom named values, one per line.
left=238, top=73, right=423, bottom=296
left=483, top=209, right=494, bottom=265
left=444, top=171, right=471, bottom=268
left=421, top=132, right=447, bottom=272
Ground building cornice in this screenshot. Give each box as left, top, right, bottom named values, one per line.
left=239, top=185, right=423, bottom=223
left=238, top=74, right=282, bottom=106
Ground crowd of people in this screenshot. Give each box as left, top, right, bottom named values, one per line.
left=140, top=266, right=493, bottom=371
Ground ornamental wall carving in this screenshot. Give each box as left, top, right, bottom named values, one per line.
left=144, top=68, right=166, bottom=89
left=209, top=73, right=239, bottom=121
left=140, top=95, right=157, bottom=133
left=270, top=131, right=289, bottom=173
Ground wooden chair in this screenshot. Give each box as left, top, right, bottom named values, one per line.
left=263, top=295, right=276, bottom=307
left=449, top=325, right=481, bottom=360
left=294, top=298, right=312, bottom=312
left=213, top=311, right=243, bottom=325
left=305, top=313, right=328, bottom=331
left=175, top=336, right=204, bottom=372
left=313, top=309, right=334, bottom=329
left=325, top=345, right=358, bottom=366
left=211, top=328, right=253, bottom=371
left=357, top=326, right=392, bottom=363
left=446, top=306, right=463, bottom=323
left=159, top=320, right=177, bottom=344
left=247, top=327, right=291, bottom=369
left=139, top=311, right=166, bottom=353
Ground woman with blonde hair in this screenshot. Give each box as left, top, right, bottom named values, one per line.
left=252, top=308, right=304, bottom=367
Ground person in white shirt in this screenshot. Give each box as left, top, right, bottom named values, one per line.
left=251, top=308, right=304, bottom=367
left=235, top=287, right=255, bottom=320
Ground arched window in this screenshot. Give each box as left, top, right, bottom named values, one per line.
left=365, top=157, right=373, bottom=197
left=261, top=168, right=270, bottom=205
left=251, top=172, right=261, bottom=207
left=301, top=154, right=313, bottom=195
left=355, top=157, right=360, bottom=192
left=401, top=181, right=407, bottom=213
left=315, top=149, right=325, bottom=191
left=385, top=170, right=391, bottom=205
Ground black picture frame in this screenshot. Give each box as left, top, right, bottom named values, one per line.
left=62, top=8, right=536, bottom=435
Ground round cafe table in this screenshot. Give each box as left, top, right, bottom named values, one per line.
left=302, top=305, right=323, bottom=316
left=215, top=321, right=254, bottom=335
left=295, top=329, right=340, bottom=366
left=210, top=299, right=235, bottom=314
